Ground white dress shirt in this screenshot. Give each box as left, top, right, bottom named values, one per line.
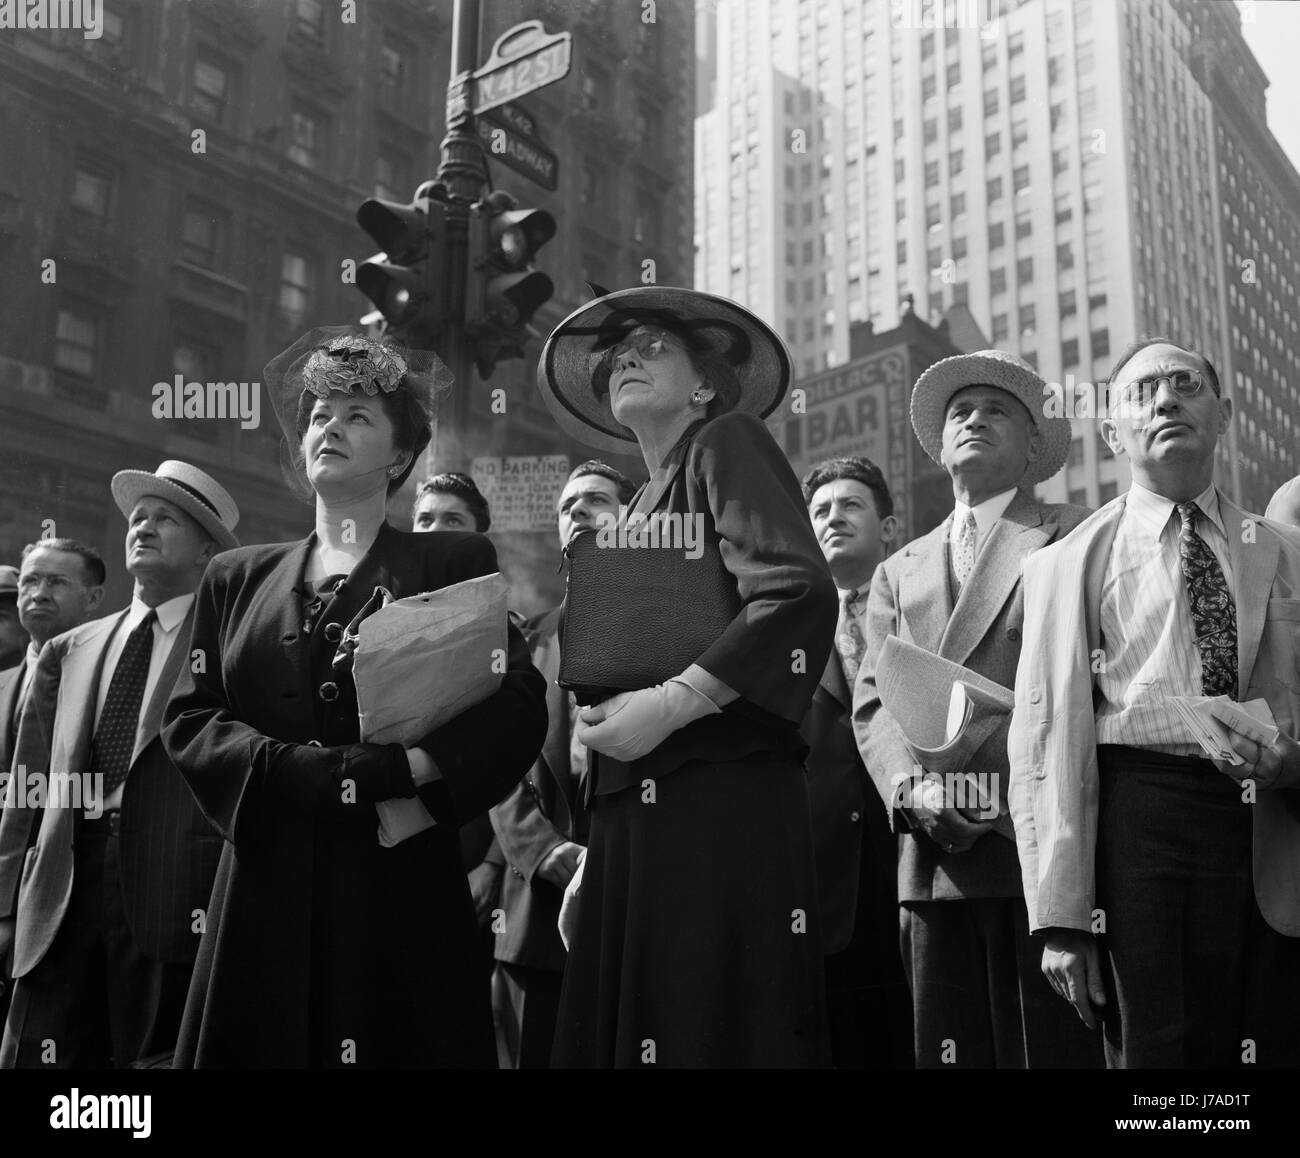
left=1094, top=481, right=1233, bottom=756
left=96, top=592, right=195, bottom=809
left=951, top=487, right=1018, bottom=557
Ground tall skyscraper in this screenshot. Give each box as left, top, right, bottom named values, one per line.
left=696, top=0, right=1299, bottom=512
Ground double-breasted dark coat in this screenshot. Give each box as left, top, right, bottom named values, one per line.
left=162, top=523, right=547, bottom=1068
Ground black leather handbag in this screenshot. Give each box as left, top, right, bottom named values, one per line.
left=557, top=527, right=741, bottom=705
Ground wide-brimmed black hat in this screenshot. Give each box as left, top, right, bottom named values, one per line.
left=264, top=325, right=453, bottom=490
left=536, top=286, right=793, bottom=455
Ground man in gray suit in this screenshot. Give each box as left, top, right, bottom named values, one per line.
left=852, top=350, right=1099, bottom=1068
left=0, top=461, right=239, bottom=1067
left=489, top=459, right=635, bottom=1068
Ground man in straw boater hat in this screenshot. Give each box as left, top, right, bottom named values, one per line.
left=0, top=461, right=239, bottom=1067
left=852, top=349, right=1102, bottom=1068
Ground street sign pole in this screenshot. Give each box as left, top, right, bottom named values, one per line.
left=433, top=0, right=487, bottom=473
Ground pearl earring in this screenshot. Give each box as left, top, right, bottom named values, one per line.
left=691, top=390, right=707, bottom=405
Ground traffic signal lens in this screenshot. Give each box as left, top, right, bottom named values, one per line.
left=499, top=225, right=527, bottom=268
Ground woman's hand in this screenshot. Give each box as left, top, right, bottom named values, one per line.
left=576, top=678, right=721, bottom=761
left=404, top=747, right=443, bottom=787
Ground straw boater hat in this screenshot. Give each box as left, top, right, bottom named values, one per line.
left=536, top=285, right=794, bottom=456
left=909, top=349, right=1071, bottom=486
left=263, top=325, right=453, bottom=491
left=110, top=461, right=241, bottom=552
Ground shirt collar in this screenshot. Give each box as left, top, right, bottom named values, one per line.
left=1125, top=479, right=1224, bottom=542
left=128, top=591, right=195, bottom=635
left=953, top=487, right=1018, bottom=539
left=24, top=640, right=41, bottom=667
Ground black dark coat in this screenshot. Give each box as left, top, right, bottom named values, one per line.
left=162, top=523, right=547, bottom=1067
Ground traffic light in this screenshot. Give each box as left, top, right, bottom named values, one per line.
left=469, top=189, right=555, bottom=378
left=355, top=181, right=447, bottom=345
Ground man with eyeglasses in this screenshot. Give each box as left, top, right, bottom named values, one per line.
left=1008, top=337, right=1300, bottom=1068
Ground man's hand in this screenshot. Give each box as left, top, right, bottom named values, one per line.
left=1042, top=928, right=1107, bottom=1029
left=467, top=862, right=503, bottom=926
left=537, top=841, right=584, bottom=891
left=1214, top=731, right=1300, bottom=791
left=907, top=776, right=993, bottom=853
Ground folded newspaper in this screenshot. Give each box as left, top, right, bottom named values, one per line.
left=875, top=635, right=1016, bottom=837
left=1168, top=695, right=1279, bottom=765
left=351, top=573, right=510, bottom=847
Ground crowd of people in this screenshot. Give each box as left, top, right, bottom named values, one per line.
left=0, top=284, right=1297, bottom=1069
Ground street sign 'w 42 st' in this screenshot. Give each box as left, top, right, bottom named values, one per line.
left=473, top=21, right=573, bottom=116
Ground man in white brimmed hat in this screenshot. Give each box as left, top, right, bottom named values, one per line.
left=851, top=349, right=1101, bottom=1068
left=0, top=461, right=239, bottom=1068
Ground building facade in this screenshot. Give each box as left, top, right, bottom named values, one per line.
left=696, top=0, right=1299, bottom=514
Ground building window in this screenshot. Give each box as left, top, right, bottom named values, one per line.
left=952, top=236, right=968, bottom=260
left=924, top=118, right=938, bottom=144
left=949, top=148, right=964, bottom=175
left=922, top=75, right=937, bottom=102
left=1060, top=289, right=1077, bottom=317
left=181, top=207, right=219, bottom=269
left=289, top=105, right=323, bottom=169
left=375, top=147, right=409, bottom=200
left=633, top=195, right=658, bottom=245
left=379, top=37, right=409, bottom=108
left=948, top=107, right=963, bottom=133
left=294, top=0, right=325, bottom=40
left=985, top=132, right=1000, bottom=159
left=926, top=203, right=942, bottom=229
left=1099, top=480, right=1118, bottom=503
left=1008, top=31, right=1025, bottom=59
left=990, top=268, right=1007, bottom=295
left=1023, top=351, right=1038, bottom=371
left=1058, top=242, right=1074, bottom=270
left=191, top=53, right=230, bottom=125
left=1048, top=56, right=1065, bottom=86
left=1017, top=257, right=1034, bottom=284
left=984, top=89, right=998, bottom=117
left=1010, top=76, right=1027, bottom=104
left=1015, top=215, right=1032, bottom=240
left=54, top=307, right=98, bottom=377
left=929, top=292, right=944, bottom=317
left=279, top=253, right=313, bottom=329
left=1052, top=148, right=1069, bottom=176
left=1062, top=338, right=1079, bottom=366
left=925, top=160, right=940, bottom=188
left=946, top=62, right=961, bottom=88
left=1092, top=328, right=1110, bottom=357
left=1013, top=165, right=1031, bottom=194
left=173, top=338, right=219, bottom=384
left=581, top=65, right=609, bottom=111
left=987, top=176, right=1003, bottom=202
left=70, top=165, right=112, bottom=220
left=950, top=192, right=966, bottom=217
left=988, top=222, right=1005, bottom=249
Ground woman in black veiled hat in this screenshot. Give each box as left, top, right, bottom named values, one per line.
left=537, top=287, right=839, bottom=1067
left=162, top=326, right=546, bottom=1067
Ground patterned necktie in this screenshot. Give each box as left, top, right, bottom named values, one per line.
left=952, top=510, right=978, bottom=588
left=91, top=610, right=157, bottom=796
left=836, top=589, right=868, bottom=687
left=1176, top=502, right=1238, bottom=698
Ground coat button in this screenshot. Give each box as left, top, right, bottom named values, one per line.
left=1028, top=688, right=1042, bottom=704
left=318, top=681, right=340, bottom=702
left=323, top=622, right=343, bottom=643
left=849, top=810, right=861, bottom=823
left=282, top=632, right=297, bottom=643
left=1007, top=627, right=1021, bottom=642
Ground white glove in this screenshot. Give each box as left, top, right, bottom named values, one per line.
left=557, top=847, right=587, bottom=952
left=575, top=678, right=722, bottom=762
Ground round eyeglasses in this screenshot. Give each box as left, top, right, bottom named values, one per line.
left=599, top=330, right=679, bottom=372
left=1118, top=369, right=1211, bottom=408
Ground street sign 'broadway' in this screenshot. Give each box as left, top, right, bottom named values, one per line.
left=477, top=104, right=559, bottom=190
left=473, top=21, right=573, bottom=116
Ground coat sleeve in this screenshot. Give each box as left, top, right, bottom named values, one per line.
left=0, top=641, right=61, bottom=917
left=412, top=534, right=548, bottom=827
left=489, top=778, right=568, bottom=885
left=162, top=558, right=417, bottom=847
left=851, top=558, right=921, bottom=833
left=688, top=411, right=838, bottom=723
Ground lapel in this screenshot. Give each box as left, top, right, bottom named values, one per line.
left=316, top=523, right=399, bottom=650
left=939, top=490, right=1048, bottom=665
left=627, top=424, right=696, bottom=517
left=0, top=663, right=21, bottom=761
left=65, top=613, right=127, bottom=775
left=131, top=605, right=195, bottom=767
left=819, top=651, right=851, bottom=713
left=1221, top=494, right=1278, bottom=697
left=534, top=618, right=574, bottom=794
left=896, top=520, right=955, bottom=654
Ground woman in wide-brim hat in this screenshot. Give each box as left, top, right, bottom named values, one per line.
left=161, top=325, right=547, bottom=1068
left=537, top=286, right=839, bottom=1068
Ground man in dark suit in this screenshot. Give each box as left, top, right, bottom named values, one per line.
left=489, top=459, right=636, bottom=1068
left=853, top=350, right=1099, bottom=1068
left=0, top=540, right=105, bottom=1025
left=0, top=461, right=240, bottom=1067
left=0, top=566, right=27, bottom=672
left=800, top=456, right=912, bottom=1068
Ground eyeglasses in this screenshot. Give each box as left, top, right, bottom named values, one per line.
left=1118, top=369, right=1212, bottom=407
left=600, top=330, right=678, bottom=372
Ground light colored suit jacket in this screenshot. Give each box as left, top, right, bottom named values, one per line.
left=1008, top=492, right=1300, bottom=936
left=0, top=606, right=216, bottom=975
left=853, top=488, right=1091, bottom=902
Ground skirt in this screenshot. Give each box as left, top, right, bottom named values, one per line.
left=552, top=749, right=830, bottom=1068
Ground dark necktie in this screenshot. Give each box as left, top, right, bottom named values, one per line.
left=91, top=611, right=157, bottom=796
left=836, top=590, right=868, bottom=687
left=1176, top=502, right=1237, bottom=698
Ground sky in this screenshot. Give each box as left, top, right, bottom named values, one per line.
left=1237, top=0, right=1300, bottom=173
